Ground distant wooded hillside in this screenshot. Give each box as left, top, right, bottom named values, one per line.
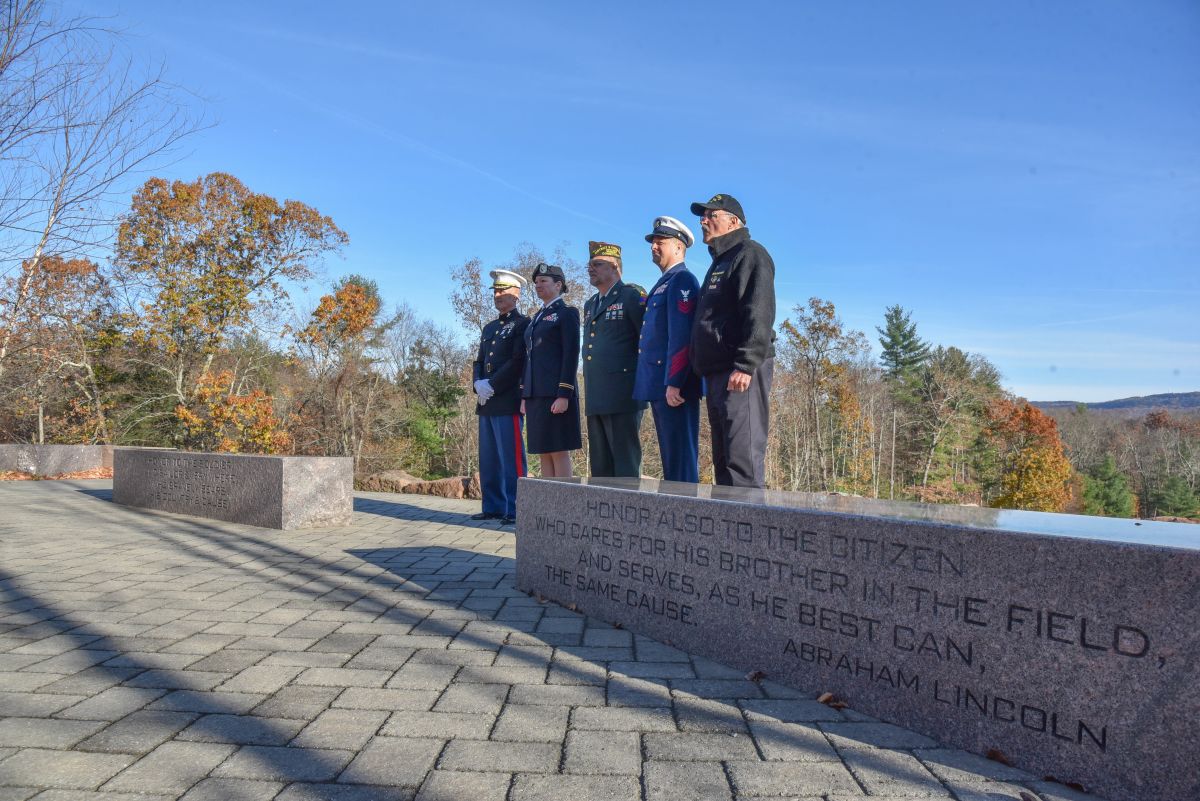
left=1034, top=392, right=1200, bottom=415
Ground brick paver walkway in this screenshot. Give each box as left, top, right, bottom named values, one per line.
left=0, top=480, right=1108, bottom=801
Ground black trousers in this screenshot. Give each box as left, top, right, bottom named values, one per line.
left=586, top=410, right=643, bottom=477
left=704, top=357, right=773, bottom=488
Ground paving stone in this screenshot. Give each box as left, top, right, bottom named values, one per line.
left=336, top=737, right=444, bottom=786
left=212, top=745, right=355, bottom=781
left=546, top=659, right=607, bottom=685
left=275, top=782, right=413, bottom=800
left=491, top=704, right=569, bottom=742
left=294, top=667, right=390, bottom=688
left=916, top=748, right=1035, bottom=784
left=671, top=678, right=765, bottom=699
left=0, top=748, right=134, bottom=789
left=741, top=698, right=846, bottom=723
left=178, top=778, right=284, bottom=800
left=290, top=709, right=389, bottom=750
left=726, top=760, right=863, bottom=797
left=643, top=731, right=759, bottom=761
left=76, top=710, right=198, bottom=753
left=507, top=684, right=604, bottom=706
left=147, top=690, right=266, bottom=715
left=840, top=747, right=950, bottom=796
left=380, top=711, right=495, bottom=739
left=563, top=730, right=640, bottom=774
left=121, top=669, right=229, bottom=690
left=176, top=713, right=307, bottom=745
left=415, top=769, right=510, bottom=801
left=824, top=721, right=940, bottom=750
left=332, top=687, right=438, bottom=711
left=407, top=649, right=493, bottom=666
left=439, top=740, right=559, bottom=773
left=250, top=685, right=341, bottom=720
left=608, top=660, right=695, bottom=679
left=186, top=650, right=270, bottom=673
left=432, top=683, right=508, bottom=714
left=57, top=687, right=167, bottom=721
left=454, top=665, right=546, bottom=684
left=385, top=663, right=458, bottom=691
left=37, top=667, right=141, bottom=695
left=644, top=760, right=732, bottom=801
left=510, top=774, right=639, bottom=801
left=748, top=719, right=840, bottom=762
left=345, top=647, right=414, bottom=671
left=217, top=664, right=305, bottom=694
left=0, top=691, right=85, bottom=717
left=570, top=706, right=676, bottom=731
left=675, top=697, right=748, bottom=733
left=606, top=676, right=673, bottom=707
left=25, top=791, right=171, bottom=801
left=0, top=717, right=105, bottom=748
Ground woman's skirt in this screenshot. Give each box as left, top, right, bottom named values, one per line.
left=525, top=395, right=582, bottom=454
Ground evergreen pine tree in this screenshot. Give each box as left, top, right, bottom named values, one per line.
left=1081, top=455, right=1137, bottom=518
left=877, top=305, right=931, bottom=379
left=1149, top=475, right=1199, bottom=518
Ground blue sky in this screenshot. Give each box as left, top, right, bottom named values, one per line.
left=81, top=0, right=1199, bottom=402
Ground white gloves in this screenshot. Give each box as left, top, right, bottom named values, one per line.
left=474, top=379, right=494, bottom=404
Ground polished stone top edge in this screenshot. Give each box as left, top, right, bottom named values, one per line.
left=115, top=447, right=350, bottom=462
left=521, top=476, right=1200, bottom=552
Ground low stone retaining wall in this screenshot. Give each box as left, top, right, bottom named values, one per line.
left=516, top=477, right=1200, bottom=801
left=113, top=448, right=353, bottom=529
left=0, top=444, right=113, bottom=475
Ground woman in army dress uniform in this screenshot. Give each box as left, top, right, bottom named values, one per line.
left=521, top=263, right=581, bottom=477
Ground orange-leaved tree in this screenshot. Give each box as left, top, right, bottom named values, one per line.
left=174, top=370, right=292, bottom=454
left=113, top=172, right=346, bottom=442
left=987, top=398, right=1072, bottom=512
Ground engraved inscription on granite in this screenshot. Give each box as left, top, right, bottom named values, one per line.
left=516, top=477, right=1200, bottom=801
left=113, top=448, right=352, bottom=529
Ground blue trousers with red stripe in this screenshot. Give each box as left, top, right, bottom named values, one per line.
left=478, top=413, right=526, bottom=518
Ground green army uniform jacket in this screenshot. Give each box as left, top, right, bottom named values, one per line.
left=582, top=280, right=648, bottom=417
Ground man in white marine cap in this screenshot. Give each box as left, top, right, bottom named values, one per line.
left=471, top=269, right=530, bottom=525
left=633, top=216, right=703, bottom=482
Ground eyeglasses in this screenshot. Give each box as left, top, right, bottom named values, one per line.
left=700, top=210, right=734, bottom=221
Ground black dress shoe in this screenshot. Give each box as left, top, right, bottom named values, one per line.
left=471, top=512, right=501, bottom=521
left=500, top=516, right=516, bottom=526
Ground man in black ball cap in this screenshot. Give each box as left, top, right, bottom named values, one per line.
left=689, top=193, right=776, bottom=488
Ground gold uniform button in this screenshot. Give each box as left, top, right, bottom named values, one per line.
left=587, top=356, right=592, bottom=361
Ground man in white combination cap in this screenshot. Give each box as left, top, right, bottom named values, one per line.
left=470, top=269, right=530, bottom=525
left=632, top=216, right=703, bottom=483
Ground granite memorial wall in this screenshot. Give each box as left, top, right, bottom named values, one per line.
left=113, top=448, right=353, bottom=529
left=516, top=477, right=1199, bottom=801
left=0, top=444, right=113, bottom=475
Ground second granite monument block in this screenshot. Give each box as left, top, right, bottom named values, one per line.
left=516, top=477, right=1200, bottom=801
left=113, top=448, right=353, bottom=529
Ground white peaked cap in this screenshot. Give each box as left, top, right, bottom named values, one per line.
left=489, top=269, right=526, bottom=289
left=645, top=215, right=696, bottom=249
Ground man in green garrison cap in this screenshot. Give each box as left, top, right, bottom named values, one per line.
left=582, top=241, right=647, bottom=477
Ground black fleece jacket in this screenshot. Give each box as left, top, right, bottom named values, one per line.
left=691, top=227, right=777, bottom=376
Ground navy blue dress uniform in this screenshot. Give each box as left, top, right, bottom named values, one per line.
left=690, top=194, right=777, bottom=489
left=522, top=264, right=582, bottom=454
left=582, top=241, right=647, bottom=477
left=633, top=218, right=703, bottom=483
left=471, top=269, right=530, bottom=522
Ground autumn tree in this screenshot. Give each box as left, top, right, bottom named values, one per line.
left=775, top=298, right=875, bottom=493
left=175, top=370, right=291, bottom=454
left=0, top=0, right=198, bottom=382
left=1081, top=455, right=1137, bottom=518
left=112, top=172, right=347, bottom=442
left=986, top=398, right=1072, bottom=512
left=908, top=346, right=1001, bottom=493
left=448, top=242, right=587, bottom=336
left=290, top=275, right=396, bottom=466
